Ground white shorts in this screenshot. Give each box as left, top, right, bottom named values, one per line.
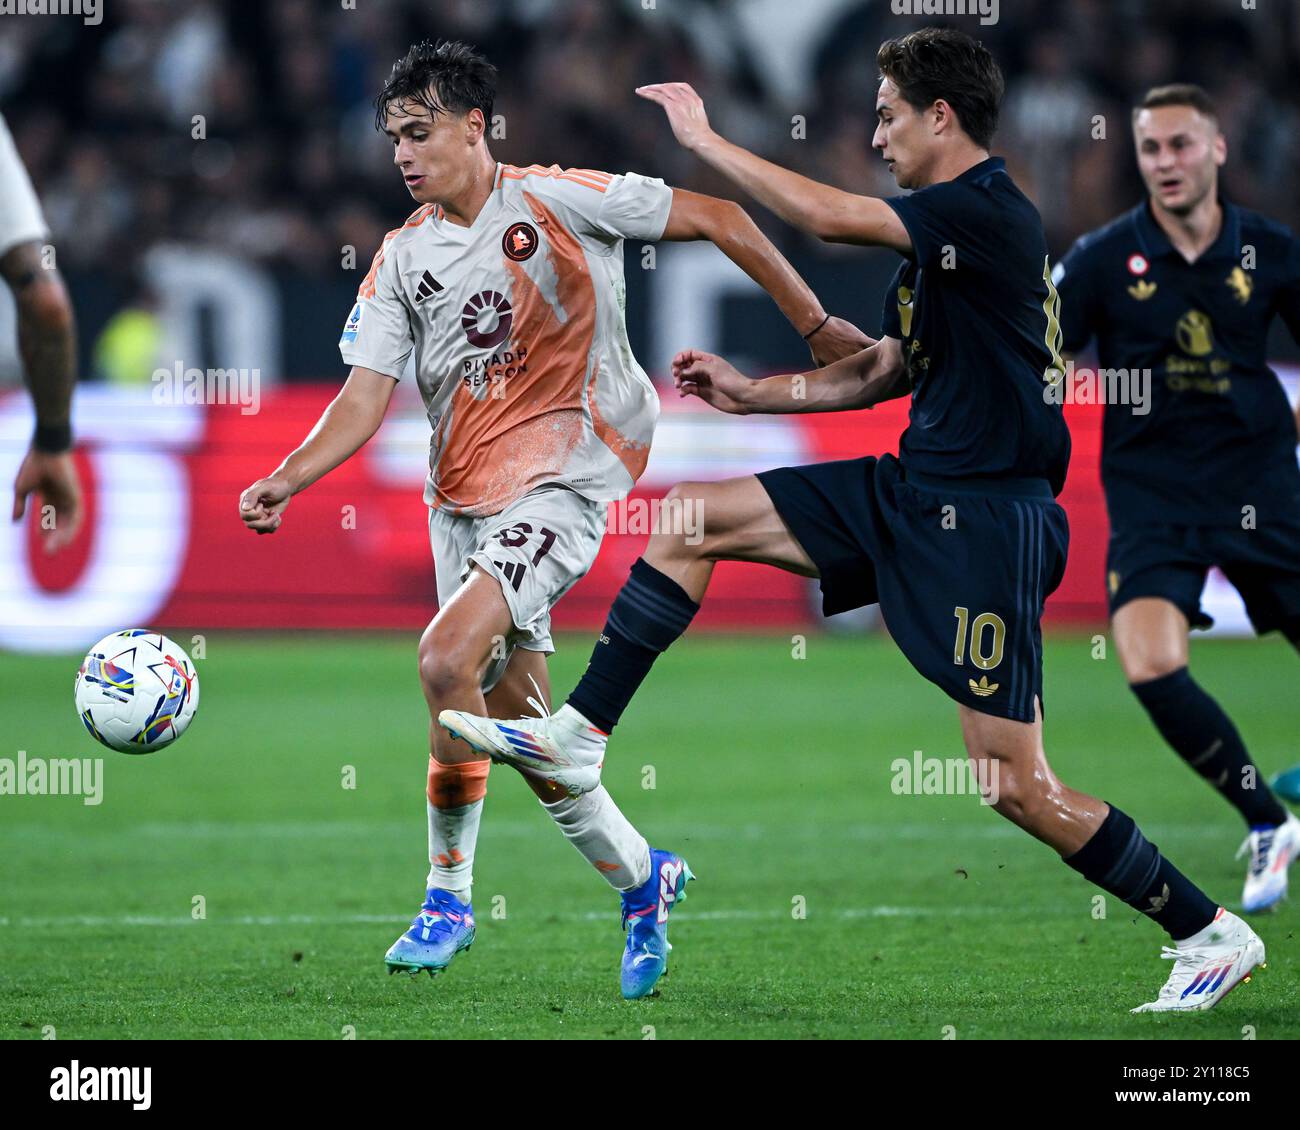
left=0, top=113, right=48, bottom=258
left=428, top=484, right=606, bottom=692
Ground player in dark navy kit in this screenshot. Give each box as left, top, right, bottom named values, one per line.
left=1055, top=84, right=1300, bottom=913
left=442, top=31, right=1265, bottom=1012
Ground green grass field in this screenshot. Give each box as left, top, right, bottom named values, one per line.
left=2, top=632, right=1297, bottom=1040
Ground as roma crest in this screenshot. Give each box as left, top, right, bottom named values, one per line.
left=502, top=222, right=539, bottom=262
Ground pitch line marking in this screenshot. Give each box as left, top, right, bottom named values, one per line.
left=0, top=905, right=1001, bottom=929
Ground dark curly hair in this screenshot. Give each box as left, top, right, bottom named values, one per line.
left=877, top=27, right=1004, bottom=150
left=374, top=40, right=498, bottom=132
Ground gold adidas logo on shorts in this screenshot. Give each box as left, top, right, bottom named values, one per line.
left=969, top=675, right=1000, bottom=697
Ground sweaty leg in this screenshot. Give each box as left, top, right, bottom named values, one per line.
left=1114, top=597, right=1287, bottom=829
left=418, top=565, right=542, bottom=899
left=960, top=699, right=1218, bottom=940
left=489, top=647, right=652, bottom=891
left=567, top=476, right=816, bottom=733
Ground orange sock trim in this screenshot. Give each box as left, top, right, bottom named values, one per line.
left=427, top=755, right=490, bottom=808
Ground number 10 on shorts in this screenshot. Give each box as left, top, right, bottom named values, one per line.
left=952, top=606, right=1006, bottom=670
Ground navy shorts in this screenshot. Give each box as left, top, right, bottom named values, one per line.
left=1107, top=521, right=1300, bottom=637
left=757, top=454, right=1069, bottom=723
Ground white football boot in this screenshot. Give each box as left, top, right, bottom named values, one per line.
left=1131, top=908, right=1265, bottom=1013
left=439, top=701, right=607, bottom=796
left=1237, top=812, right=1300, bottom=913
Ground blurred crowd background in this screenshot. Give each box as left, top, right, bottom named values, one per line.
left=2, top=0, right=1299, bottom=380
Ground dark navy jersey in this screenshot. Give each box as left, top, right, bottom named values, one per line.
left=881, top=157, right=1071, bottom=496
left=1055, top=199, right=1300, bottom=528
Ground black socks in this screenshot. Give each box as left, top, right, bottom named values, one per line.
left=567, top=558, right=700, bottom=733
left=1065, top=803, right=1218, bottom=940
left=1131, top=667, right=1286, bottom=828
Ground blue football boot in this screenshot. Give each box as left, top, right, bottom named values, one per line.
left=619, top=848, right=694, bottom=999
left=384, top=889, right=475, bottom=977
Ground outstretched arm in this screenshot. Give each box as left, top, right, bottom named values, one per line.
left=238, top=366, right=396, bottom=534
left=671, top=336, right=909, bottom=416
left=659, top=187, right=871, bottom=364
left=640, top=83, right=911, bottom=252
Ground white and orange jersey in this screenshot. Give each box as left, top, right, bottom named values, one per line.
left=340, top=162, right=674, bottom=517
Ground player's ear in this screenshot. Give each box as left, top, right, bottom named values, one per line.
left=465, top=107, right=486, bottom=145
left=930, top=99, right=951, bottom=137
left=1212, top=130, right=1227, bottom=167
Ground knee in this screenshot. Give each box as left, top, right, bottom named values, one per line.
left=1124, top=649, right=1185, bottom=686
left=1113, top=612, right=1186, bottom=684
left=648, top=482, right=709, bottom=559
left=417, top=627, right=485, bottom=700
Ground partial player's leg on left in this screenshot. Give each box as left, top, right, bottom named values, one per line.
left=960, top=700, right=1266, bottom=1012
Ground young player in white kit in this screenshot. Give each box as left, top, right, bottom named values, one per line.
left=238, top=40, right=866, bottom=998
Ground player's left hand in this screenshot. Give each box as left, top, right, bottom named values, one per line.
left=671, top=349, right=753, bottom=414
left=807, top=316, right=875, bottom=367
left=11, top=447, right=83, bottom=554
left=636, top=83, right=715, bottom=152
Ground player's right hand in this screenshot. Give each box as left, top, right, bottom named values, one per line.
left=11, top=447, right=83, bottom=554
left=239, top=476, right=292, bottom=534
left=671, top=349, right=753, bottom=415
left=635, top=83, right=716, bottom=152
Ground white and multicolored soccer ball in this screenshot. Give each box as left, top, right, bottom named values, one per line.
left=74, top=630, right=200, bottom=754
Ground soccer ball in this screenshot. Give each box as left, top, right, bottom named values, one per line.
left=74, top=630, right=200, bottom=753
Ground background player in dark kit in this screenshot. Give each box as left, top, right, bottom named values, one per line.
left=1054, top=84, right=1300, bottom=913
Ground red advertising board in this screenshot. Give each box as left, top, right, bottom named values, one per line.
left=2, top=384, right=1111, bottom=651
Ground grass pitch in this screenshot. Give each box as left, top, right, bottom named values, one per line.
left=2, top=631, right=1297, bottom=1040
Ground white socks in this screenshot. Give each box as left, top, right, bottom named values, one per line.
left=426, top=789, right=651, bottom=898
left=426, top=798, right=483, bottom=902
left=553, top=703, right=610, bottom=758
left=542, top=785, right=651, bottom=891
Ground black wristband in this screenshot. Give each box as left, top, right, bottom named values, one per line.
left=801, top=313, right=831, bottom=341
left=33, top=422, right=73, bottom=454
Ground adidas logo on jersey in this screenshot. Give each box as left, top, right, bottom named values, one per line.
left=414, top=270, right=444, bottom=303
